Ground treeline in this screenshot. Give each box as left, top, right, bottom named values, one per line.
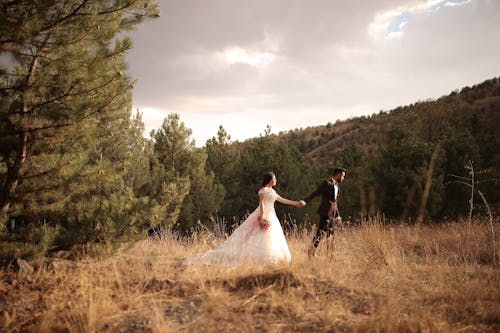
left=166, top=74, right=500, bottom=231
left=207, top=77, right=500, bottom=226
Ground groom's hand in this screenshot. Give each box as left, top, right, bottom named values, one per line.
left=299, top=200, right=306, bottom=207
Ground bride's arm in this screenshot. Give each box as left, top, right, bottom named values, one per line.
left=276, top=194, right=301, bottom=207
left=259, top=192, right=265, bottom=217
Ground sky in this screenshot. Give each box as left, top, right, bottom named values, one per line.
left=126, top=0, right=500, bottom=146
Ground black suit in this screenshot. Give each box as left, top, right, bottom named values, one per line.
left=303, top=178, right=340, bottom=252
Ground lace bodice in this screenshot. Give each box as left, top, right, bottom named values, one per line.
left=258, top=187, right=277, bottom=204
left=258, top=187, right=277, bottom=219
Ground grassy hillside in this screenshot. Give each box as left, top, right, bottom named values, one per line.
left=1, top=220, right=498, bottom=332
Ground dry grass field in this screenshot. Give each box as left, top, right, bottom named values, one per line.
left=1, top=219, right=499, bottom=332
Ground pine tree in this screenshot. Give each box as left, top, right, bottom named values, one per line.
left=58, top=110, right=163, bottom=247
left=234, top=131, right=318, bottom=227
left=374, top=125, right=446, bottom=220
left=152, top=114, right=223, bottom=230
left=205, top=125, right=241, bottom=218
left=333, top=144, right=369, bottom=221
left=0, top=1, right=159, bottom=247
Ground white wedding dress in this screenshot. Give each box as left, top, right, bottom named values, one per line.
left=183, top=187, right=291, bottom=266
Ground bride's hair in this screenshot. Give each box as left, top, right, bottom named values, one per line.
left=261, top=172, right=275, bottom=187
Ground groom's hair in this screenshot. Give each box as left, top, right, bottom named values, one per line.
left=333, top=167, right=346, bottom=176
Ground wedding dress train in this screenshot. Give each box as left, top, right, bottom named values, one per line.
left=183, top=187, right=291, bottom=266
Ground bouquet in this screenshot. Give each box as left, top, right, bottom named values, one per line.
left=259, top=216, right=271, bottom=231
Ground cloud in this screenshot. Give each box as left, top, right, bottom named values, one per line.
left=224, top=47, right=274, bottom=67
left=444, top=0, right=473, bottom=7
left=126, top=0, right=500, bottom=145
left=368, top=0, right=474, bottom=40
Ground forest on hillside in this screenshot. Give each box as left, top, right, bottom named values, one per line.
left=278, top=77, right=500, bottom=221
left=0, top=1, right=498, bottom=261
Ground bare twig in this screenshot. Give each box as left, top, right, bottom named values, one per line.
left=477, top=190, right=497, bottom=268
left=448, top=161, right=498, bottom=266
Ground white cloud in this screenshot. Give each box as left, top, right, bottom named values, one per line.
left=224, top=47, right=274, bottom=68
left=443, top=0, right=472, bottom=6
left=386, top=31, right=405, bottom=39
left=369, top=0, right=475, bottom=40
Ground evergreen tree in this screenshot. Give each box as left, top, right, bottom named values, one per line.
left=0, top=1, right=159, bottom=251
left=234, top=130, right=318, bottom=227
left=59, top=111, right=183, bottom=247
left=152, top=114, right=223, bottom=230
left=205, top=125, right=241, bottom=219
left=374, top=125, right=445, bottom=220
left=438, top=125, right=481, bottom=217
left=332, top=144, right=370, bottom=221
left=0, top=0, right=159, bottom=216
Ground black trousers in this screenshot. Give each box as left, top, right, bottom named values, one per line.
left=311, top=215, right=335, bottom=250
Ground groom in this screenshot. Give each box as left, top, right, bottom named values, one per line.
left=300, top=167, right=346, bottom=256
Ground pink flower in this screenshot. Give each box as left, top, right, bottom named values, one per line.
left=259, top=217, right=271, bottom=231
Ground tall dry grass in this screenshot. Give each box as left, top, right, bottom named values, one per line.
left=1, top=218, right=499, bottom=332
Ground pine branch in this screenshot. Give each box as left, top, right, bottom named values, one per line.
left=20, top=91, right=121, bottom=134
left=447, top=180, right=472, bottom=188
left=23, top=81, right=82, bottom=114
left=97, top=2, right=140, bottom=16
left=23, top=162, right=71, bottom=180
left=477, top=178, right=500, bottom=184
left=38, top=0, right=92, bottom=36
left=7, top=74, right=123, bottom=117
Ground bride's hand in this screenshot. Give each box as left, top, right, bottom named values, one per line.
left=259, top=217, right=271, bottom=231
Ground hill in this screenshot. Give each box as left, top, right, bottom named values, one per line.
left=277, top=77, right=500, bottom=166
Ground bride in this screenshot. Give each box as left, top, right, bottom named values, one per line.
left=183, top=172, right=302, bottom=266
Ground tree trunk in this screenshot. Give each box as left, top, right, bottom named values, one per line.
left=0, top=132, right=28, bottom=212
left=417, top=144, right=441, bottom=223
left=0, top=55, right=38, bottom=212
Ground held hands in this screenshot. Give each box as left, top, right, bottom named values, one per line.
left=295, top=200, right=306, bottom=207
